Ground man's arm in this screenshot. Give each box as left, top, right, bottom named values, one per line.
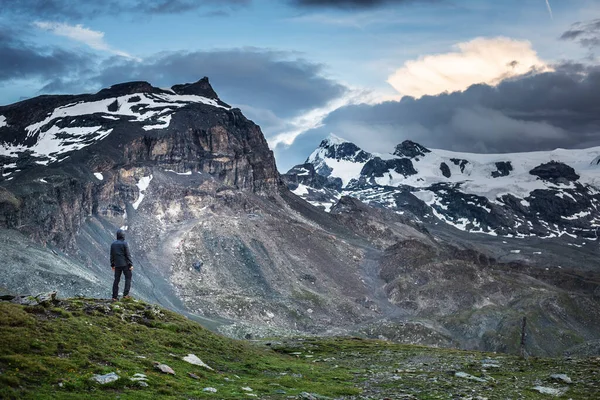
left=125, top=242, right=133, bottom=268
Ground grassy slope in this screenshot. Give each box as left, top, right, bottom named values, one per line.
left=1, top=298, right=599, bottom=399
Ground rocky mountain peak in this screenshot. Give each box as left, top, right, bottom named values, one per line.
left=171, top=77, right=227, bottom=102
left=393, top=140, right=431, bottom=158
left=309, top=134, right=372, bottom=165
left=319, top=133, right=349, bottom=146
left=96, top=81, right=159, bottom=97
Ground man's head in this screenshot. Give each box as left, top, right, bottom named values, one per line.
left=116, top=229, right=125, bottom=240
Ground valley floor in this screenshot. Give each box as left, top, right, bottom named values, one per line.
left=0, top=297, right=599, bottom=399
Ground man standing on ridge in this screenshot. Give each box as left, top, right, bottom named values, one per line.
left=111, top=229, right=134, bottom=301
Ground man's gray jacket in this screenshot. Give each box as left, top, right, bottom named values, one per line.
left=110, top=239, right=133, bottom=268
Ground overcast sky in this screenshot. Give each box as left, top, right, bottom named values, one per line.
left=1, top=0, right=600, bottom=171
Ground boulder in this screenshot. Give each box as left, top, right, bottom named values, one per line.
left=154, top=362, right=175, bottom=375
left=91, top=372, right=119, bottom=384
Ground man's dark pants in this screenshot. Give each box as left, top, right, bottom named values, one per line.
left=112, top=266, right=132, bottom=299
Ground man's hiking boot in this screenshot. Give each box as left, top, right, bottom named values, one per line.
left=123, top=295, right=132, bottom=300
left=111, top=298, right=118, bottom=302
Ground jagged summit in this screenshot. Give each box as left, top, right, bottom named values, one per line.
left=393, top=140, right=431, bottom=158
left=307, top=134, right=372, bottom=172
left=321, top=133, right=350, bottom=146
left=171, top=77, right=217, bottom=98
left=170, top=77, right=231, bottom=108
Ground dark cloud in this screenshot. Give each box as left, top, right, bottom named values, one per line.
left=28, top=49, right=346, bottom=151
left=292, top=0, right=431, bottom=9
left=2, top=0, right=249, bottom=19
left=71, top=50, right=347, bottom=119
left=276, top=65, right=600, bottom=171
left=561, top=19, right=600, bottom=49
left=0, top=25, right=90, bottom=83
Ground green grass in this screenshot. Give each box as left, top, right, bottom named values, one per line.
left=0, top=298, right=357, bottom=399
left=1, top=298, right=599, bottom=399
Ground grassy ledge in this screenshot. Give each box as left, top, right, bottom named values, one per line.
left=1, top=298, right=599, bottom=399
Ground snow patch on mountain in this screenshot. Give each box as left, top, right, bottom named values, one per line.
left=1, top=125, right=113, bottom=163
left=292, top=183, right=310, bottom=196
left=1, top=91, right=230, bottom=165
left=26, top=92, right=228, bottom=138
left=165, top=169, right=192, bottom=175
left=133, top=175, right=153, bottom=210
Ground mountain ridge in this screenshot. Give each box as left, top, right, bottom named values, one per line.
left=284, top=135, right=600, bottom=239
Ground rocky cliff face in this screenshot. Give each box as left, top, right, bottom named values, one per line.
left=0, top=78, right=280, bottom=249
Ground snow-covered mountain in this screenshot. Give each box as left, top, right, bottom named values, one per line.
left=0, top=79, right=230, bottom=172
left=283, top=134, right=600, bottom=239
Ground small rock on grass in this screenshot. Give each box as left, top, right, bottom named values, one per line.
left=550, top=373, right=572, bottom=384
left=183, top=354, right=214, bottom=370
left=481, top=363, right=500, bottom=369
left=154, top=362, right=175, bottom=375
left=91, top=372, right=119, bottom=384
left=455, top=371, right=487, bottom=383
left=241, top=386, right=253, bottom=391
left=188, top=372, right=201, bottom=379
left=130, top=373, right=147, bottom=382
left=203, top=387, right=218, bottom=393
left=298, top=392, right=331, bottom=400
left=532, top=386, right=568, bottom=396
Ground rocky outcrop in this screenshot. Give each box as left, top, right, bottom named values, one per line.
left=450, top=158, right=469, bottom=172
left=491, top=161, right=512, bottom=178
left=363, top=157, right=417, bottom=179
left=393, top=140, right=431, bottom=158
left=530, top=161, right=580, bottom=183
left=282, top=163, right=342, bottom=191
left=440, top=162, right=451, bottom=178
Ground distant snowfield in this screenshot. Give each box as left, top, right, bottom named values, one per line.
left=378, top=146, right=600, bottom=200
left=0, top=92, right=230, bottom=164
left=298, top=135, right=600, bottom=238
left=310, top=136, right=600, bottom=202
